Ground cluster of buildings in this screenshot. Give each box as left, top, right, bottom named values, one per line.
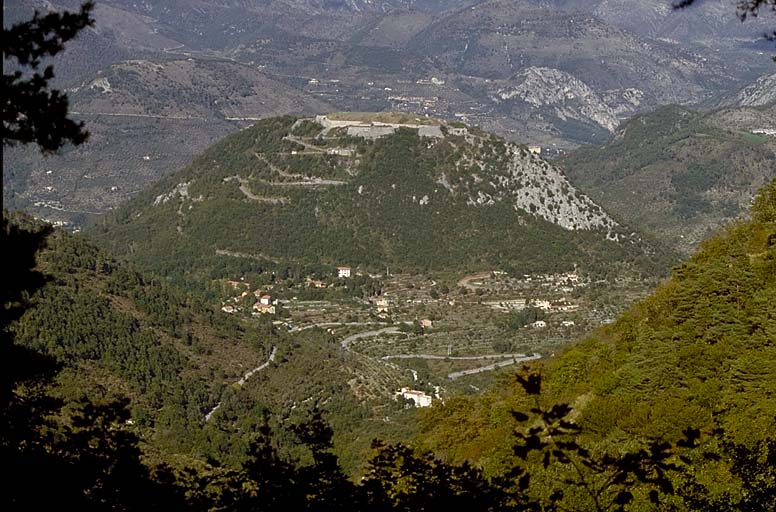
left=220, top=281, right=278, bottom=316
left=220, top=265, right=355, bottom=316
left=532, top=299, right=580, bottom=313
left=519, top=271, right=582, bottom=286
left=485, top=297, right=579, bottom=313
left=252, top=293, right=276, bottom=315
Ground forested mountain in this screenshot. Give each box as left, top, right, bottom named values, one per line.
left=90, top=114, right=670, bottom=284
left=415, top=179, right=776, bottom=509
left=3, top=212, right=273, bottom=458
left=561, top=104, right=776, bottom=255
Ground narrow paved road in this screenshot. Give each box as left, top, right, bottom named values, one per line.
left=447, top=353, right=541, bottom=380
left=259, top=178, right=348, bottom=186
left=205, top=346, right=277, bottom=422
left=290, top=321, right=387, bottom=333
left=70, top=111, right=205, bottom=120
left=382, top=353, right=535, bottom=361
left=340, top=326, right=405, bottom=349
left=254, top=151, right=348, bottom=186
left=283, top=135, right=328, bottom=153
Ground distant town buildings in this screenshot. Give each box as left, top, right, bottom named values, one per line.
left=337, top=266, right=352, bottom=278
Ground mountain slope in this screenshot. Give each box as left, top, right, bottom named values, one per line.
left=724, top=72, right=776, bottom=108
left=561, top=105, right=776, bottom=255
left=6, top=212, right=416, bottom=470
left=416, top=179, right=776, bottom=481
left=5, top=213, right=274, bottom=460
left=5, top=0, right=774, bottom=229
left=90, top=114, right=668, bottom=282
left=2, top=58, right=333, bottom=228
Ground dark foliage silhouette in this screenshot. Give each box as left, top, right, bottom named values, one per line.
left=2, top=1, right=94, bottom=152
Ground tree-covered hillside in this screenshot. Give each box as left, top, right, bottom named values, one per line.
left=5, top=180, right=774, bottom=510
left=91, top=115, right=670, bottom=287
left=3, top=212, right=420, bottom=475
left=3, top=212, right=277, bottom=460
left=562, top=105, right=776, bottom=255
left=416, top=179, right=776, bottom=507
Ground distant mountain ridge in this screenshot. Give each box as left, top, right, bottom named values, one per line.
left=5, top=0, right=773, bottom=229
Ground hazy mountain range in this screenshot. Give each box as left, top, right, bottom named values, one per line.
left=3, top=0, right=774, bottom=230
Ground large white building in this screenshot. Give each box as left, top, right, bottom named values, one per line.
left=396, top=387, right=433, bottom=408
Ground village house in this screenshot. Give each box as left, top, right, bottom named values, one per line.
left=252, top=303, right=276, bottom=315
left=306, top=278, right=327, bottom=289
left=221, top=305, right=236, bottom=314
left=259, top=294, right=272, bottom=305
left=337, top=266, right=352, bottom=278
left=420, top=319, right=433, bottom=329
left=372, top=297, right=390, bottom=313
left=561, top=320, right=576, bottom=327
left=531, top=320, right=547, bottom=329
left=534, top=299, right=552, bottom=311
left=395, top=387, right=433, bottom=408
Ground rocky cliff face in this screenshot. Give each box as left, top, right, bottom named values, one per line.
left=311, top=114, right=620, bottom=232
left=726, top=73, right=776, bottom=107
left=490, top=146, right=618, bottom=232
left=493, top=67, right=632, bottom=134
